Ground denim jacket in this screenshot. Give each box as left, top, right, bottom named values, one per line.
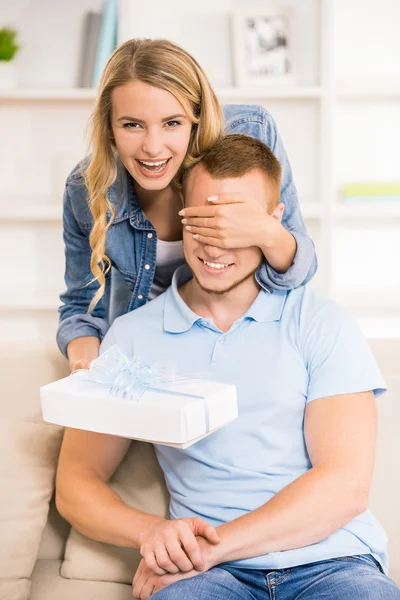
left=57, top=104, right=317, bottom=357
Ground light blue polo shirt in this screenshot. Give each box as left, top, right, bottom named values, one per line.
left=101, top=266, right=388, bottom=573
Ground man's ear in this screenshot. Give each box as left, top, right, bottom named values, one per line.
left=271, top=202, right=284, bottom=223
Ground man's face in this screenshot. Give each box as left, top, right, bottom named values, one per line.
left=183, top=166, right=276, bottom=296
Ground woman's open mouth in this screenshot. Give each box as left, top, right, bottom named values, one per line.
left=135, top=158, right=171, bottom=177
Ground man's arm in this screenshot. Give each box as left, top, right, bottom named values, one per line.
left=56, top=428, right=219, bottom=571
left=204, top=390, right=377, bottom=567
left=56, top=429, right=164, bottom=547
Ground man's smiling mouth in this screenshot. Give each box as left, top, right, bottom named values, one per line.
left=199, top=258, right=234, bottom=272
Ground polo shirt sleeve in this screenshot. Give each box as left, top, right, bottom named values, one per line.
left=302, top=298, right=386, bottom=404
left=99, top=324, right=117, bottom=355
left=99, top=313, right=135, bottom=358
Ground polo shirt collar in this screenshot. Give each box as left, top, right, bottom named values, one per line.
left=164, top=266, right=201, bottom=333
left=164, top=265, right=288, bottom=333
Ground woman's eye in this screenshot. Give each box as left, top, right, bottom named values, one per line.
left=165, top=120, right=181, bottom=128
left=123, top=122, right=142, bottom=129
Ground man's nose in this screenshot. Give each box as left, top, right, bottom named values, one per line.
left=142, top=129, right=163, bottom=157
left=203, top=245, right=227, bottom=260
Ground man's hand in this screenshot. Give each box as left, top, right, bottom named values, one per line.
left=179, top=193, right=283, bottom=249
left=132, top=537, right=218, bottom=600
left=132, top=559, right=200, bottom=600
left=139, top=517, right=219, bottom=575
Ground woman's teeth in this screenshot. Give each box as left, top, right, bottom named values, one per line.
left=138, top=159, right=169, bottom=172
left=202, top=260, right=230, bottom=270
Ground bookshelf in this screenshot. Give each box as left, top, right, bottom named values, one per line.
left=0, top=85, right=324, bottom=101
left=1, top=0, right=399, bottom=339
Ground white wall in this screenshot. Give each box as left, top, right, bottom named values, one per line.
left=2, top=0, right=103, bottom=87
left=332, top=0, right=400, bottom=311
left=0, top=0, right=399, bottom=340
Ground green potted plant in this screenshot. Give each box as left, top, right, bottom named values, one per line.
left=0, top=26, right=20, bottom=88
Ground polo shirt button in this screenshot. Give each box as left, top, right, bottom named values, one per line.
left=144, top=264, right=150, bottom=270
left=137, top=294, right=143, bottom=300
left=219, top=337, right=226, bottom=344
left=147, top=233, right=153, bottom=239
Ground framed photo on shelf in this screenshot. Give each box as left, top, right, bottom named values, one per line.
left=231, top=8, right=295, bottom=87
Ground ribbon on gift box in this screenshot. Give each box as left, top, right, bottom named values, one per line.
left=74, top=345, right=176, bottom=401
left=74, top=344, right=209, bottom=421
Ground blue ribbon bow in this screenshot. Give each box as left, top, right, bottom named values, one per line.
left=76, top=345, right=178, bottom=401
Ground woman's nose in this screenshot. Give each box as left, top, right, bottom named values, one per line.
left=142, top=129, right=163, bottom=157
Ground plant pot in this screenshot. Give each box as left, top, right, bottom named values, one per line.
left=0, top=60, right=17, bottom=88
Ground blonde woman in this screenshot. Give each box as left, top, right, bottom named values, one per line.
left=58, top=38, right=317, bottom=371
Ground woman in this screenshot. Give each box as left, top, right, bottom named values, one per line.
left=57, top=38, right=317, bottom=371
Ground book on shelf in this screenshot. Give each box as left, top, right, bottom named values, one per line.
left=92, top=0, right=119, bottom=88
left=342, top=182, right=400, bottom=203
left=77, top=11, right=102, bottom=88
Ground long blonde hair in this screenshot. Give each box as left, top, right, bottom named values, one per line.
left=84, top=38, right=224, bottom=312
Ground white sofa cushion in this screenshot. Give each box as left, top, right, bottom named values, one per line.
left=31, top=560, right=132, bottom=600
left=0, top=419, right=63, bottom=600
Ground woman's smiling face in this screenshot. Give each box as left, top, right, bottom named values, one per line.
left=111, top=80, right=193, bottom=190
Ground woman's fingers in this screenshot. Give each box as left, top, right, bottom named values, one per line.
left=182, top=217, right=216, bottom=228
left=207, top=192, right=248, bottom=204
left=180, top=205, right=220, bottom=218
left=191, top=234, right=228, bottom=247
left=179, top=192, right=249, bottom=218
left=185, top=226, right=220, bottom=238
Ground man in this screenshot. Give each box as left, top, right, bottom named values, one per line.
left=56, top=135, right=400, bottom=600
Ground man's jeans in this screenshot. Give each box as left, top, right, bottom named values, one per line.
left=151, top=555, right=400, bottom=600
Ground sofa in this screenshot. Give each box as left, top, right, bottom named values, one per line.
left=1, top=339, right=399, bottom=600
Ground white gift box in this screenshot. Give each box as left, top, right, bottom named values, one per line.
left=40, top=371, right=238, bottom=449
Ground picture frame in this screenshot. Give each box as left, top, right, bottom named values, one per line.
left=231, top=8, right=295, bottom=87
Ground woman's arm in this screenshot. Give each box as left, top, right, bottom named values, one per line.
left=67, top=336, right=100, bottom=372
left=57, top=176, right=110, bottom=362
left=258, top=109, right=318, bottom=289
left=180, top=106, right=317, bottom=290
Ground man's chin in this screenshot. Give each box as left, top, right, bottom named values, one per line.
left=194, top=269, right=257, bottom=296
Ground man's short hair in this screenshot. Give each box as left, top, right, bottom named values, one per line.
left=182, top=133, right=282, bottom=208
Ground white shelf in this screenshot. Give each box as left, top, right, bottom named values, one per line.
left=0, top=201, right=321, bottom=223
left=3, top=80, right=398, bottom=102
left=0, top=87, right=97, bottom=101
left=0, top=85, right=323, bottom=102
left=335, top=202, right=400, bottom=219
left=0, top=205, right=62, bottom=222
left=216, top=86, right=323, bottom=100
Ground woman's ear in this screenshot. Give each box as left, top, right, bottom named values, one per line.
left=271, top=202, right=284, bottom=222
